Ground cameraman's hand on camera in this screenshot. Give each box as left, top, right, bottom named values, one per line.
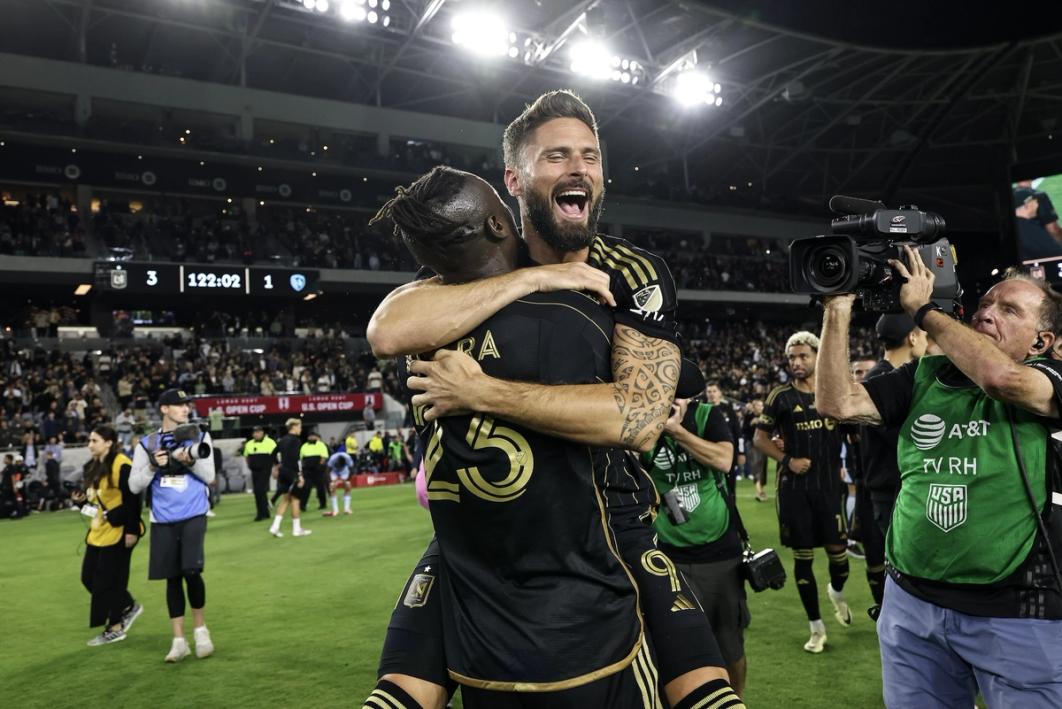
left=171, top=448, right=193, bottom=466
left=153, top=449, right=170, bottom=468
left=889, top=244, right=935, bottom=317
left=787, top=457, right=812, bottom=475
left=663, top=399, right=689, bottom=435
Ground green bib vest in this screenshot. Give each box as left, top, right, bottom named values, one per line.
left=888, top=355, right=1048, bottom=584
left=643, top=403, right=731, bottom=548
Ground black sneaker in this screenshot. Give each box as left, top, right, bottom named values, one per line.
left=121, top=603, right=144, bottom=633
left=87, top=628, right=127, bottom=646
left=847, top=541, right=866, bottom=560
left=867, top=604, right=881, bottom=622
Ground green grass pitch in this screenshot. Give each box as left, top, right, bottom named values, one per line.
left=1, top=483, right=887, bottom=708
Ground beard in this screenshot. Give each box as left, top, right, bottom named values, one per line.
left=524, top=183, right=605, bottom=253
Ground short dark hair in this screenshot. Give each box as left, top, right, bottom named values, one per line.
left=502, top=90, right=598, bottom=169
left=370, top=166, right=479, bottom=268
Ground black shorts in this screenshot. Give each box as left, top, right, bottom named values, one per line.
left=777, top=486, right=847, bottom=549
left=148, top=514, right=207, bottom=580
left=377, top=538, right=455, bottom=693
left=613, top=520, right=726, bottom=685
left=276, top=470, right=299, bottom=495
left=675, top=556, right=750, bottom=665
left=459, top=642, right=660, bottom=709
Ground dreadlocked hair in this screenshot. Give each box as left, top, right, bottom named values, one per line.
left=369, top=166, right=479, bottom=257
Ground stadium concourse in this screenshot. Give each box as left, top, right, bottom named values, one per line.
left=4, top=1, right=1062, bottom=707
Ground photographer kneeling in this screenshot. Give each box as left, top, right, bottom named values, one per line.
left=129, top=389, right=216, bottom=663
left=817, top=246, right=1062, bottom=708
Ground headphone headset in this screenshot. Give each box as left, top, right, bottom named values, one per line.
left=1035, top=335, right=1046, bottom=351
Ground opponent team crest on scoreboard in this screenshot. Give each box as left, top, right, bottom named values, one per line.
left=289, top=273, right=306, bottom=292
left=403, top=573, right=435, bottom=608
left=110, top=268, right=128, bottom=290
left=675, top=483, right=701, bottom=514
left=926, top=483, right=967, bottom=533
left=633, top=284, right=663, bottom=312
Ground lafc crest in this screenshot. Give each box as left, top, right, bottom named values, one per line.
left=403, top=573, right=435, bottom=608
left=110, top=268, right=128, bottom=290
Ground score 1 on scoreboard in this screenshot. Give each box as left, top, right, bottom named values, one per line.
left=94, top=262, right=320, bottom=298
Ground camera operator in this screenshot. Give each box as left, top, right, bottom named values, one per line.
left=818, top=247, right=1062, bottom=707
left=129, top=389, right=216, bottom=663
left=75, top=425, right=144, bottom=646
left=643, top=361, right=748, bottom=697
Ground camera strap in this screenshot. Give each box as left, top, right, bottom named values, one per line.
left=712, top=470, right=753, bottom=552
left=1004, top=405, right=1062, bottom=592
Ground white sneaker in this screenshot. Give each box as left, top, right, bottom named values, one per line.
left=804, top=627, right=827, bottom=653
left=205, top=510, right=216, bottom=518
left=269, top=528, right=283, bottom=538
left=165, top=637, right=191, bottom=663
left=292, top=528, right=313, bottom=537
left=193, top=626, right=214, bottom=659
left=828, top=584, right=853, bottom=626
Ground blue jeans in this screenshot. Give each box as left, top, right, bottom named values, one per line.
left=879, top=575, right=1062, bottom=708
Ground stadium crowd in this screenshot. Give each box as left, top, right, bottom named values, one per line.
left=0, top=191, right=87, bottom=257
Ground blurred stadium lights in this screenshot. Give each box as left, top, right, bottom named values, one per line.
left=450, top=9, right=517, bottom=58
left=568, top=39, right=612, bottom=80
left=673, top=70, right=722, bottom=107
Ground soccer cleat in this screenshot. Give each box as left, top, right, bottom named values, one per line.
left=193, top=626, right=214, bottom=659
left=846, top=541, right=866, bottom=560
left=205, top=510, right=216, bottom=518
left=87, top=628, right=126, bottom=646
left=755, top=492, right=768, bottom=502
left=121, top=602, right=144, bottom=633
left=165, top=637, right=191, bottom=662
left=803, top=628, right=827, bottom=653
left=292, top=528, right=313, bottom=537
left=828, top=584, right=853, bottom=626
left=269, top=528, right=284, bottom=538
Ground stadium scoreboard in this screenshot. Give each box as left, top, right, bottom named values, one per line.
left=94, top=262, right=320, bottom=297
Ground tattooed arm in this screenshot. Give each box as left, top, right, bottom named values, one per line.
left=407, top=325, right=680, bottom=452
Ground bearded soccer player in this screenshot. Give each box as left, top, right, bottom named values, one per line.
left=366, top=166, right=658, bottom=708
left=364, top=96, right=743, bottom=708
left=753, top=332, right=851, bottom=653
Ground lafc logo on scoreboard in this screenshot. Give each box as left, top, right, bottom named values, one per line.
left=110, top=269, right=128, bottom=290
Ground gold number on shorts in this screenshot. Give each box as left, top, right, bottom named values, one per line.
left=641, top=549, right=681, bottom=593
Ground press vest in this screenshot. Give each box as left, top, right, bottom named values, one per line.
left=141, top=430, right=209, bottom=524
left=643, top=404, right=730, bottom=548
left=889, top=356, right=1048, bottom=584
left=86, top=453, right=133, bottom=547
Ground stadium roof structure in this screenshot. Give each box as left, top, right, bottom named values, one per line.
left=6, top=1, right=1062, bottom=228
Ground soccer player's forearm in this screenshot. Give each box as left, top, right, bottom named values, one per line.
left=752, top=429, right=785, bottom=464
left=367, top=272, right=534, bottom=357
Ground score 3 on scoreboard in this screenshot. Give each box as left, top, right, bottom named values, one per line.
left=94, top=263, right=320, bottom=297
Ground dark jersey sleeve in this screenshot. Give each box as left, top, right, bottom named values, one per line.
left=1037, top=191, right=1060, bottom=226
left=589, top=236, right=680, bottom=344
left=861, top=359, right=918, bottom=428
left=756, top=386, right=787, bottom=431
left=701, top=405, right=733, bottom=444
left=1026, top=358, right=1062, bottom=417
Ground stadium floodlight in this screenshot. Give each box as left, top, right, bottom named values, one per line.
left=315, top=0, right=329, bottom=11
left=672, top=69, right=722, bottom=108
left=451, top=10, right=512, bottom=58
left=340, top=0, right=366, bottom=21
left=368, top=10, right=378, bottom=22
left=302, top=0, right=315, bottom=8
left=569, top=40, right=613, bottom=81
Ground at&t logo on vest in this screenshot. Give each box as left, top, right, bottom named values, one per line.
left=910, top=414, right=992, bottom=450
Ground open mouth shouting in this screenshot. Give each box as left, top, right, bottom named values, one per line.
left=553, top=184, right=591, bottom=222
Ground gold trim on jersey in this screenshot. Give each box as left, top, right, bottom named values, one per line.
left=590, top=236, right=659, bottom=291
left=765, top=383, right=792, bottom=408
left=362, top=688, right=405, bottom=709
left=631, top=643, right=663, bottom=708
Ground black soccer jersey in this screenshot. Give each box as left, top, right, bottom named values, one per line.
left=757, top=383, right=843, bottom=492
left=588, top=234, right=680, bottom=345
left=410, top=290, right=642, bottom=690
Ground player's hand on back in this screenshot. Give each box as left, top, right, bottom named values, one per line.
left=408, top=349, right=483, bottom=421
left=523, top=263, right=617, bottom=307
